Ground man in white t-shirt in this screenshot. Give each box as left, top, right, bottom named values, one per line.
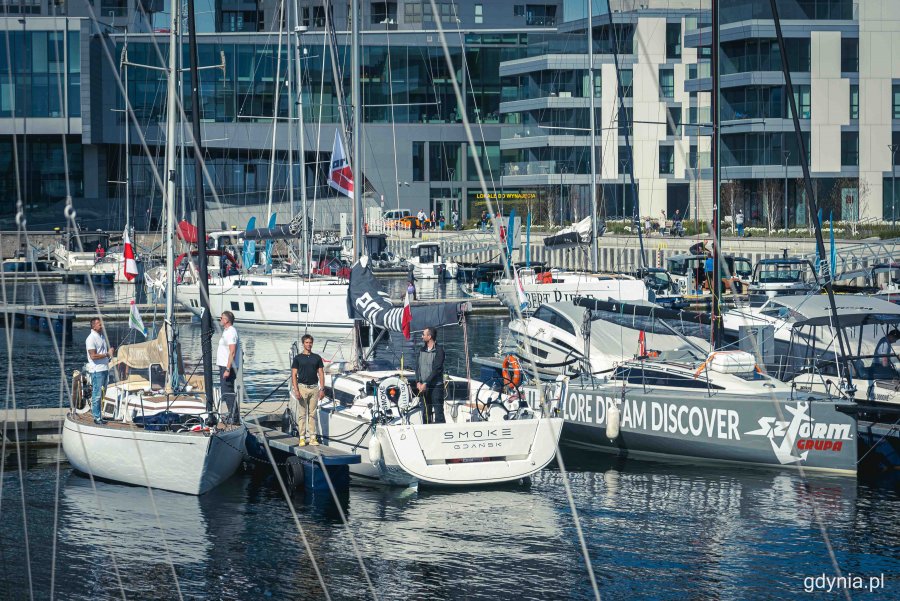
left=216, top=311, right=241, bottom=423
left=85, top=317, right=114, bottom=424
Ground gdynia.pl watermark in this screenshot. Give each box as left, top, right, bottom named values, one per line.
left=803, top=573, right=885, bottom=594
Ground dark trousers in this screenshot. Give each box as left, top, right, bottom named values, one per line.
left=219, top=366, right=238, bottom=423
left=423, top=383, right=445, bottom=424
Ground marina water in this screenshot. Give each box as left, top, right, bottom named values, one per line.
left=1, top=279, right=898, bottom=599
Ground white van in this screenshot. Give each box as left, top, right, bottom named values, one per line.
left=383, top=209, right=411, bottom=221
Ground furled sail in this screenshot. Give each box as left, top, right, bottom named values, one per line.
left=347, top=257, right=466, bottom=333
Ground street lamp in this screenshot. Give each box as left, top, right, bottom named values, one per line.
left=783, top=151, right=790, bottom=233
left=890, top=144, right=899, bottom=227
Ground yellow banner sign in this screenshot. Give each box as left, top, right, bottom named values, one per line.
left=475, top=192, right=538, bottom=200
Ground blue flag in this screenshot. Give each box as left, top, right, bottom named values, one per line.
left=264, top=213, right=277, bottom=273
left=506, top=209, right=516, bottom=262
left=242, top=216, right=257, bottom=269
left=525, top=212, right=532, bottom=268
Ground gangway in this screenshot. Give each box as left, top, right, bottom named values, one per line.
left=802, top=237, right=900, bottom=281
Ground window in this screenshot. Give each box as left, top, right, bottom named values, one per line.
left=666, top=108, right=682, bottom=137
left=659, top=145, right=675, bottom=175
left=475, top=3, right=483, bottom=24
left=790, top=85, right=811, bottom=119
left=244, top=302, right=254, bottom=312
left=689, top=144, right=698, bottom=169
left=659, top=67, right=675, bottom=99
left=666, top=23, right=681, bottom=59
left=525, top=4, right=556, bottom=27
left=849, top=84, right=859, bottom=120
left=893, top=84, right=900, bottom=119
left=514, top=5, right=524, bottom=17
left=312, top=6, right=326, bottom=26
left=841, top=37, right=858, bottom=72
left=841, top=132, right=858, bottom=166
left=532, top=306, right=575, bottom=336
left=619, top=146, right=632, bottom=171
left=404, top=2, right=422, bottom=23
left=617, top=107, right=632, bottom=138
left=230, top=301, right=239, bottom=310
left=371, top=2, right=397, bottom=24
left=412, top=142, right=425, bottom=181
left=621, top=69, right=633, bottom=98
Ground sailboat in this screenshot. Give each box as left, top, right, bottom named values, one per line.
left=317, top=257, right=565, bottom=487
left=62, top=1, right=247, bottom=496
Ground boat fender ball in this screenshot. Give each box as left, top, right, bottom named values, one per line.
left=368, top=436, right=383, bottom=465
left=606, top=404, right=621, bottom=440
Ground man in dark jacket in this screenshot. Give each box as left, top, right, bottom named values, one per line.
left=415, top=326, right=445, bottom=423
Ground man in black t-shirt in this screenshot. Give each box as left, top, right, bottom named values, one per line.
left=290, top=334, right=325, bottom=446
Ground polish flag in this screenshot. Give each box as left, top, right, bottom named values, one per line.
left=401, top=289, right=412, bottom=340
left=328, top=131, right=354, bottom=198
left=638, top=330, right=646, bottom=357
left=123, top=228, right=139, bottom=281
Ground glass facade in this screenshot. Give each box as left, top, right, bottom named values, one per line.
left=720, top=38, right=810, bottom=75
left=722, top=132, right=810, bottom=167
left=840, top=131, right=858, bottom=167
left=0, top=31, right=81, bottom=118
left=0, top=136, right=83, bottom=215
left=720, top=0, right=854, bottom=24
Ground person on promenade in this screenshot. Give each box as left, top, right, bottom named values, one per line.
left=736, top=209, right=745, bottom=237
left=291, top=334, right=326, bottom=446
left=216, top=311, right=240, bottom=423
left=452, top=209, right=460, bottom=230
left=417, top=209, right=427, bottom=233
left=407, top=280, right=417, bottom=301
left=86, top=317, right=114, bottom=424
left=415, top=327, right=445, bottom=424
left=410, top=215, right=418, bottom=238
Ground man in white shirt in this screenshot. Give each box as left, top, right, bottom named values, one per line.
left=736, top=209, right=745, bottom=237
left=85, top=317, right=114, bottom=424
left=216, top=311, right=241, bottom=423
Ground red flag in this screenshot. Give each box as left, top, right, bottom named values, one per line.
left=328, top=131, right=354, bottom=198
left=123, top=229, right=138, bottom=281
left=401, top=290, right=412, bottom=340
left=638, top=330, right=646, bottom=357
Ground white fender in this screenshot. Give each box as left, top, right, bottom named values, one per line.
left=368, top=435, right=383, bottom=465
left=606, top=404, right=621, bottom=440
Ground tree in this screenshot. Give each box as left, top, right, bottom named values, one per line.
left=760, top=179, right=783, bottom=234
left=720, top=180, right=745, bottom=234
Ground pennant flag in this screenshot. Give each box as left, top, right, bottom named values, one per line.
left=264, top=213, right=277, bottom=273
left=401, top=288, right=412, bottom=340
left=507, top=209, right=516, bottom=260
left=123, top=228, right=139, bottom=281
left=242, top=216, right=257, bottom=270
left=129, top=300, right=148, bottom=338
left=638, top=330, right=646, bottom=357
left=525, top=212, right=532, bottom=268
left=328, top=130, right=354, bottom=198
left=512, top=263, right=528, bottom=312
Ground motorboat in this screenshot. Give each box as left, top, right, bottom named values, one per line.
left=89, top=244, right=145, bottom=284
left=747, top=256, right=819, bottom=306
left=407, top=242, right=458, bottom=280
left=495, top=267, right=647, bottom=314
left=508, top=300, right=708, bottom=377
left=52, top=231, right=110, bottom=272
left=666, top=252, right=752, bottom=297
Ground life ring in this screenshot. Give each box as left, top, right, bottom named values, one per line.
left=501, top=355, right=522, bottom=390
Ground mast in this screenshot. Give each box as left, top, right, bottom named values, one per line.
left=163, top=0, right=180, bottom=390
left=187, top=0, right=215, bottom=406
left=351, top=0, right=362, bottom=261
left=122, top=30, right=131, bottom=231
left=292, top=0, right=310, bottom=273
left=604, top=0, right=646, bottom=269
left=767, top=0, right=853, bottom=390
left=711, top=0, right=722, bottom=347
left=266, top=0, right=286, bottom=221
left=587, top=0, right=598, bottom=272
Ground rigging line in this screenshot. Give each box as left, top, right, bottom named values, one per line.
left=266, top=0, right=288, bottom=220
left=428, top=3, right=601, bottom=599
left=245, top=419, right=332, bottom=600
left=384, top=21, right=402, bottom=210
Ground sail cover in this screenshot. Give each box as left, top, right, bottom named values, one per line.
left=347, top=257, right=466, bottom=333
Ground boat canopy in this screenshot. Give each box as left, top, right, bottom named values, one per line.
left=761, top=295, right=900, bottom=328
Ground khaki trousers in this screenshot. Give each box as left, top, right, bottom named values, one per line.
left=291, top=384, right=319, bottom=439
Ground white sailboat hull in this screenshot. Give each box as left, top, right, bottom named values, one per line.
left=176, top=275, right=352, bottom=328
left=497, top=272, right=647, bottom=313
left=319, top=401, right=562, bottom=487
left=62, top=415, right=247, bottom=495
